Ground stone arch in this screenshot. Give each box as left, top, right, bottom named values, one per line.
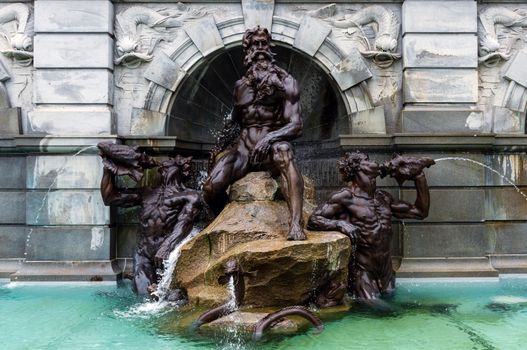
left=133, top=15, right=375, bottom=136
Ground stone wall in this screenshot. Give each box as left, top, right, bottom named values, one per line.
left=0, top=0, right=526, bottom=280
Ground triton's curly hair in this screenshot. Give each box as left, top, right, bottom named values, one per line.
left=338, top=151, right=369, bottom=179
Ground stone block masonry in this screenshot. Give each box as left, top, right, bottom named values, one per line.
left=401, top=1, right=480, bottom=133
left=29, top=0, right=114, bottom=136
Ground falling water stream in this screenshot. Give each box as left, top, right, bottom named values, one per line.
left=225, top=275, right=237, bottom=312
left=154, top=227, right=201, bottom=302
left=115, top=227, right=202, bottom=318
left=22, top=145, right=99, bottom=261
left=434, top=157, right=527, bottom=201
left=223, top=275, right=243, bottom=349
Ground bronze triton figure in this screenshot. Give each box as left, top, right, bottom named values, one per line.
left=98, top=143, right=202, bottom=296
left=308, top=152, right=434, bottom=299
left=203, top=26, right=306, bottom=240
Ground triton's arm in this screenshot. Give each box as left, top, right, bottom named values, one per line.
left=251, top=76, right=303, bottom=163
left=100, top=168, right=141, bottom=208
left=391, top=173, right=430, bottom=220
left=307, top=189, right=360, bottom=242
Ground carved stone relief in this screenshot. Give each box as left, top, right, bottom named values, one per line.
left=0, top=3, right=33, bottom=67
left=113, top=3, right=240, bottom=135
left=302, top=4, right=401, bottom=69
left=287, top=3, right=402, bottom=133
left=478, top=7, right=527, bottom=68
left=114, top=3, right=208, bottom=68
left=478, top=6, right=527, bottom=133
left=116, top=2, right=403, bottom=136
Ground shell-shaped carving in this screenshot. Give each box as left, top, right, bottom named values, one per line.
left=478, top=7, right=527, bottom=67
left=0, top=3, right=33, bottom=66
left=115, top=3, right=207, bottom=68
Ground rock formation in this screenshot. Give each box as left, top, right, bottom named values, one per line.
left=173, top=172, right=350, bottom=307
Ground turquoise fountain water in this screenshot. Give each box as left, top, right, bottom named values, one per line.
left=1, top=278, right=527, bottom=349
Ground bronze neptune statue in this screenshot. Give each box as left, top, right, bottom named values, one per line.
left=203, top=26, right=306, bottom=240
left=308, top=152, right=434, bottom=299
left=98, top=143, right=202, bottom=296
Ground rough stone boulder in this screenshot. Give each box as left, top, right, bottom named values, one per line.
left=172, top=172, right=350, bottom=307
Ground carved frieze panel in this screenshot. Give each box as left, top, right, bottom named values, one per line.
left=116, top=2, right=404, bottom=136
left=113, top=2, right=241, bottom=135
left=282, top=3, right=402, bottom=133
left=0, top=3, right=33, bottom=135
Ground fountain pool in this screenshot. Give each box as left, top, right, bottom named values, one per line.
left=1, top=278, right=526, bottom=349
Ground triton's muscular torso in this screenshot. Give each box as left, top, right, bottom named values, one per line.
left=322, top=187, right=395, bottom=274
left=140, top=187, right=181, bottom=237
left=342, top=189, right=394, bottom=249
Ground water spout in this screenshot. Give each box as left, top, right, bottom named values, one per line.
left=434, top=157, right=527, bottom=201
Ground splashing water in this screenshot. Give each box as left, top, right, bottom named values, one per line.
left=435, top=157, right=527, bottom=201
left=23, top=145, right=99, bottom=261
left=196, top=170, right=208, bottom=191
left=310, top=259, right=319, bottom=292
left=115, top=227, right=201, bottom=318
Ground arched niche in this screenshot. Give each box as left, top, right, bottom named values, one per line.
left=166, top=44, right=348, bottom=145
left=138, top=16, right=375, bottom=141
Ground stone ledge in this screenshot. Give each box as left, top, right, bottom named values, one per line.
left=3, top=135, right=527, bottom=155
left=10, top=261, right=121, bottom=282
left=489, top=255, right=527, bottom=274
left=0, top=136, right=119, bottom=154
left=396, top=257, right=498, bottom=278
left=0, top=259, right=23, bottom=278
left=338, top=134, right=527, bottom=151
